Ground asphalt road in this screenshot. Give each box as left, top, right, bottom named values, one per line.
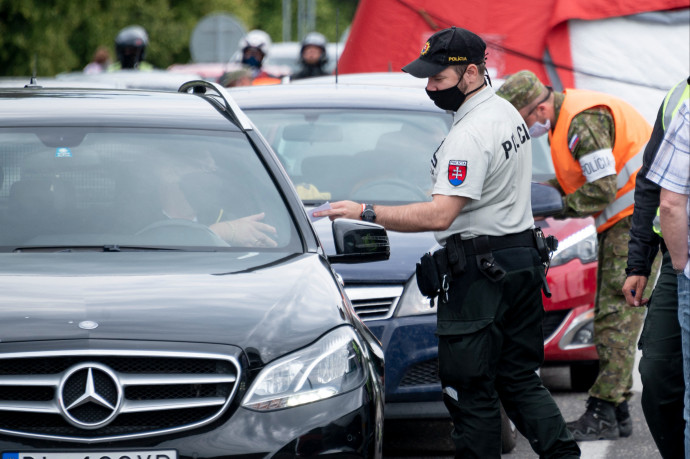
left=383, top=351, right=662, bottom=458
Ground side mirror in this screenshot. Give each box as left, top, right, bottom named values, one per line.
left=327, top=219, right=390, bottom=264
left=531, top=182, right=564, bottom=218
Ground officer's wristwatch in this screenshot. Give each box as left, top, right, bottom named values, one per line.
left=360, top=203, right=376, bottom=222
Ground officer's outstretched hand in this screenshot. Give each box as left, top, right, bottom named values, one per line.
left=313, top=200, right=362, bottom=221
left=622, top=275, right=649, bottom=307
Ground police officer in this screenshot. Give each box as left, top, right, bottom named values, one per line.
left=623, top=77, right=689, bottom=458
left=497, top=71, right=655, bottom=441
left=291, top=32, right=329, bottom=80
left=109, top=25, right=153, bottom=71
left=315, top=27, right=580, bottom=459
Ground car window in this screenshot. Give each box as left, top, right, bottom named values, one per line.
left=531, top=135, right=556, bottom=182
left=0, top=128, right=300, bottom=252
left=246, top=108, right=452, bottom=204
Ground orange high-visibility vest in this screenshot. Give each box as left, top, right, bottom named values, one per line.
left=548, top=89, right=652, bottom=233
left=252, top=76, right=282, bottom=86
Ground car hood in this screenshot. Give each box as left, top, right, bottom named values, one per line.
left=0, top=252, right=345, bottom=364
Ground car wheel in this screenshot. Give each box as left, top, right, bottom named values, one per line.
left=500, top=402, right=517, bottom=453
left=570, top=361, right=599, bottom=392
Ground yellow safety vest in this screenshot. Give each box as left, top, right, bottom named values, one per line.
left=653, top=78, right=690, bottom=237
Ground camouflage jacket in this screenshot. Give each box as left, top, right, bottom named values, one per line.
left=548, top=91, right=618, bottom=219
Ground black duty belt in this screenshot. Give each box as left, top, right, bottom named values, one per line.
left=449, top=229, right=536, bottom=257
left=417, top=228, right=554, bottom=305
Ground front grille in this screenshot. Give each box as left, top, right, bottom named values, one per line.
left=345, top=286, right=403, bottom=321
left=400, top=359, right=439, bottom=386
left=543, top=309, right=570, bottom=341
left=0, top=350, right=240, bottom=443
left=396, top=311, right=573, bottom=389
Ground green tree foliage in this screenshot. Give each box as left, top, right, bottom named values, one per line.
left=0, top=0, right=357, bottom=76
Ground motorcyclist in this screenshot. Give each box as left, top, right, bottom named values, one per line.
left=238, top=29, right=277, bottom=82
left=291, top=32, right=329, bottom=80
left=109, top=25, right=153, bottom=71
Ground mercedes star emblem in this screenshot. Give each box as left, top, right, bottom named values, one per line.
left=58, top=362, right=123, bottom=429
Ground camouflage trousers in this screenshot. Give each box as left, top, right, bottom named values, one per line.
left=590, top=216, right=659, bottom=404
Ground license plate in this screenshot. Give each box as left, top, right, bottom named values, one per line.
left=2, top=450, right=177, bottom=459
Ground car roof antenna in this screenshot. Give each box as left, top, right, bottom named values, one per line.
left=334, top=7, right=339, bottom=85
left=25, top=53, right=41, bottom=88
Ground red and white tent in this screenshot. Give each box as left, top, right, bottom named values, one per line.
left=338, top=0, right=689, bottom=122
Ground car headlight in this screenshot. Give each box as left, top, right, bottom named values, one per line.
left=395, top=274, right=437, bottom=317
left=242, top=326, right=367, bottom=411
left=549, top=225, right=597, bottom=267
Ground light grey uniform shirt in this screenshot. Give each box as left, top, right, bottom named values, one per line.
left=430, top=85, right=535, bottom=244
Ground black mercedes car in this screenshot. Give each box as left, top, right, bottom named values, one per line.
left=0, top=80, right=386, bottom=457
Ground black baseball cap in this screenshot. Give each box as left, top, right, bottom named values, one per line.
left=403, top=27, right=486, bottom=78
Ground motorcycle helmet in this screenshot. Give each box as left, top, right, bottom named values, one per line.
left=239, top=30, right=272, bottom=68
left=115, top=25, right=148, bottom=69
left=300, top=32, right=328, bottom=66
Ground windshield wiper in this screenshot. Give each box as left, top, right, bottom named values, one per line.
left=303, top=200, right=328, bottom=206
left=11, top=245, right=186, bottom=253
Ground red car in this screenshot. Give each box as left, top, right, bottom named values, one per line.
left=532, top=137, right=599, bottom=390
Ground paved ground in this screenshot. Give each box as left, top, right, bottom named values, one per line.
left=383, top=350, right=662, bottom=458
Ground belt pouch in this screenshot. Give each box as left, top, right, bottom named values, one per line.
left=433, top=248, right=451, bottom=303
left=416, top=252, right=440, bottom=298
left=472, top=236, right=506, bottom=282
left=532, top=227, right=550, bottom=264
left=446, top=234, right=466, bottom=276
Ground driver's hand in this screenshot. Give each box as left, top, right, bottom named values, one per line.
left=211, top=213, right=278, bottom=247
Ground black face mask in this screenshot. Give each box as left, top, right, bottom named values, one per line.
left=426, top=85, right=466, bottom=111
left=425, top=69, right=486, bottom=112
left=121, top=55, right=138, bottom=69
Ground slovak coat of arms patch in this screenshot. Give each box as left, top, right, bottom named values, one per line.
left=448, top=160, right=467, bottom=186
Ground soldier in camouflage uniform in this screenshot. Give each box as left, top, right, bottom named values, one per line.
left=497, top=71, right=656, bottom=441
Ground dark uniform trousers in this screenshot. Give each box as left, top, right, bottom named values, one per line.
left=639, top=250, right=686, bottom=459
left=437, top=244, right=580, bottom=459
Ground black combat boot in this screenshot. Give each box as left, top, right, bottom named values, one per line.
left=615, top=400, right=632, bottom=437
left=566, top=396, right=619, bottom=441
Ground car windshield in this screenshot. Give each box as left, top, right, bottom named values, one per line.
left=246, top=108, right=453, bottom=205
left=0, top=128, right=300, bottom=252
